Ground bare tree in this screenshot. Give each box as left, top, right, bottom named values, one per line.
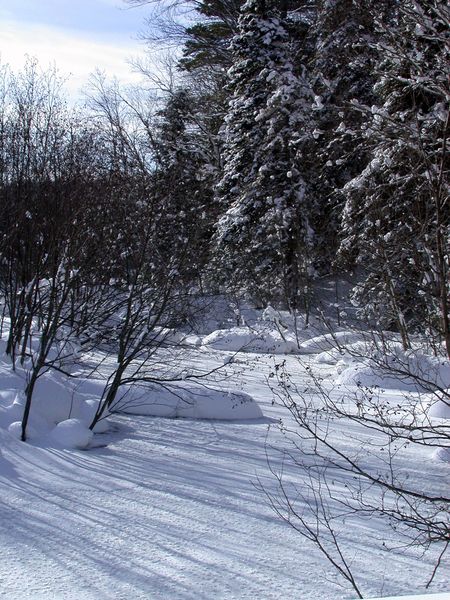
left=263, top=331, right=450, bottom=597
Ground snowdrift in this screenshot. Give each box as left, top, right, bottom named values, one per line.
left=298, top=331, right=368, bottom=354
left=0, top=351, right=263, bottom=449
left=428, top=396, right=450, bottom=419
left=333, top=345, right=450, bottom=393
left=114, top=382, right=263, bottom=420
left=202, top=326, right=298, bottom=354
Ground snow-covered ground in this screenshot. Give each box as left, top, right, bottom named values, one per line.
left=0, top=313, right=449, bottom=599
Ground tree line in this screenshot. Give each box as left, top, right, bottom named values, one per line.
left=0, top=60, right=208, bottom=439
left=131, top=0, right=449, bottom=352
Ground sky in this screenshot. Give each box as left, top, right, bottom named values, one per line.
left=0, top=0, right=152, bottom=100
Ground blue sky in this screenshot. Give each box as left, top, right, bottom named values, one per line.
left=0, top=0, right=151, bottom=98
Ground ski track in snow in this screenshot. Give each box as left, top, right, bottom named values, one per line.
left=0, top=351, right=449, bottom=599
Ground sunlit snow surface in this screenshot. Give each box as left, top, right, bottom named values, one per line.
left=0, top=339, right=449, bottom=598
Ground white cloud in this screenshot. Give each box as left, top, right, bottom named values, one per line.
left=0, top=19, right=147, bottom=101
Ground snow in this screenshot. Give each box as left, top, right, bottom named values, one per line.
left=8, top=420, right=39, bottom=440
left=0, top=335, right=263, bottom=445
left=0, top=396, right=27, bottom=428
left=298, top=330, right=368, bottom=353
left=78, top=399, right=110, bottom=433
left=115, top=381, right=263, bottom=420
left=0, top=318, right=449, bottom=598
left=333, top=346, right=450, bottom=392
left=202, top=325, right=298, bottom=353
left=433, top=446, right=450, bottom=463
left=0, top=368, right=112, bottom=436
left=50, top=418, right=93, bottom=449
left=366, top=595, right=450, bottom=600
left=428, top=394, right=450, bottom=419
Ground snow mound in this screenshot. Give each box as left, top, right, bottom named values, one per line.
left=299, top=331, right=367, bottom=354
left=115, top=382, right=263, bottom=420
left=336, top=363, right=417, bottom=391
left=202, top=326, right=298, bottom=354
left=315, top=348, right=344, bottom=365
left=428, top=395, right=450, bottom=419
left=152, top=327, right=202, bottom=347
left=183, top=334, right=202, bottom=347
left=315, top=341, right=377, bottom=365
left=336, top=350, right=450, bottom=393
left=30, top=375, right=107, bottom=424
left=0, top=369, right=111, bottom=439
left=8, top=420, right=39, bottom=441
left=0, top=396, right=26, bottom=429
left=433, top=446, right=450, bottom=463
left=1, top=394, right=54, bottom=434
left=50, top=419, right=93, bottom=449
left=77, top=400, right=110, bottom=433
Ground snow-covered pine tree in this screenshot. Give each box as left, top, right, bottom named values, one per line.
left=153, top=88, right=218, bottom=285
left=180, top=0, right=242, bottom=72
left=339, top=0, right=450, bottom=353
left=308, top=0, right=394, bottom=272
left=213, top=0, right=315, bottom=309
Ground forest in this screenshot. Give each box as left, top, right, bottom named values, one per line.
left=2, top=0, right=449, bottom=356
left=0, top=0, right=449, bottom=598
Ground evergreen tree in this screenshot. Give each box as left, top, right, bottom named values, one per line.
left=339, top=0, right=450, bottom=351
left=153, top=87, right=219, bottom=284
left=213, top=0, right=315, bottom=308
left=180, top=0, right=243, bottom=72
left=308, top=0, right=394, bottom=270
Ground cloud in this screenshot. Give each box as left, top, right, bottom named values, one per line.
left=0, top=19, right=147, bottom=101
